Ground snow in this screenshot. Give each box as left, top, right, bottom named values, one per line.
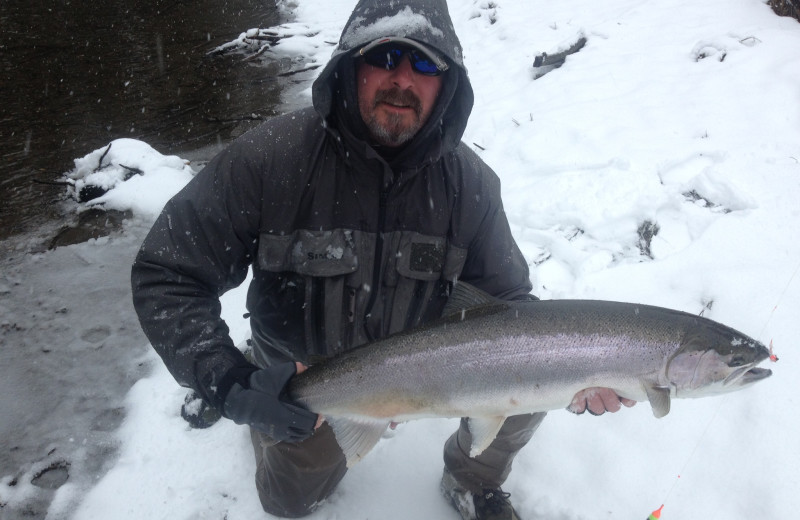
left=2, top=0, right=798, bottom=518
left=65, top=139, right=195, bottom=219
left=341, top=7, right=446, bottom=49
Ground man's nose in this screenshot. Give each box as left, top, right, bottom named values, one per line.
left=390, top=55, right=416, bottom=88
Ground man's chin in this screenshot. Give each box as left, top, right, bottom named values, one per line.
left=374, top=129, right=417, bottom=147
left=368, top=117, right=421, bottom=147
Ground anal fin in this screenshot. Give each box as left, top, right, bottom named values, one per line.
left=326, top=416, right=391, bottom=467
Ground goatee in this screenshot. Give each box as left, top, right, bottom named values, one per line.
left=363, top=88, right=425, bottom=147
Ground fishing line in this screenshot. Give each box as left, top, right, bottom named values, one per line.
left=650, top=260, right=797, bottom=517
left=657, top=393, right=729, bottom=508
left=756, top=258, right=800, bottom=342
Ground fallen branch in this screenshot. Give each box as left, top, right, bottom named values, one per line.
left=533, top=36, right=587, bottom=68
left=240, top=44, right=273, bottom=62
left=277, top=64, right=321, bottom=77
left=205, top=114, right=270, bottom=123
left=32, top=178, right=72, bottom=187
left=119, top=164, right=143, bottom=180
left=94, top=143, right=112, bottom=172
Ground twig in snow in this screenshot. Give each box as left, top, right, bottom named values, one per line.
left=277, top=64, right=321, bottom=77
left=95, top=143, right=112, bottom=172
left=119, top=164, right=143, bottom=180
left=32, top=178, right=72, bottom=187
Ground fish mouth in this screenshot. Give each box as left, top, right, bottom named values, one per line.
left=740, top=367, right=772, bottom=384
left=724, top=366, right=772, bottom=386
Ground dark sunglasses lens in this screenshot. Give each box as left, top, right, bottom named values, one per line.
left=363, top=46, right=403, bottom=69
left=408, top=50, right=440, bottom=75
left=363, top=45, right=442, bottom=76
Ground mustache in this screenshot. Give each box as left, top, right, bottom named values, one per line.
left=373, top=88, right=422, bottom=116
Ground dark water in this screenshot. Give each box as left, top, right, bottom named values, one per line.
left=0, top=0, right=282, bottom=240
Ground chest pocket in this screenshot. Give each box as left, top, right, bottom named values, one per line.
left=257, top=229, right=361, bottom=360
left=258, top=229, right=359, bottom=276
left=384, top=231, right=468, bottom=334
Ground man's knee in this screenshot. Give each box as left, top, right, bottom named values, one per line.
left=254, top=460, right=347, bottom=518
left=251, top=424, right=348, bottom=517
left=443, top=412, right=546, bottom=491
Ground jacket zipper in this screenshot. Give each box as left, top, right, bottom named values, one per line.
left=363, top=188, right=388, bottom=342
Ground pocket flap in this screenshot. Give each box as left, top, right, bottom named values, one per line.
left=395, top=232, right=447, bottom=281
left=258, top=229, right=359, bottom=276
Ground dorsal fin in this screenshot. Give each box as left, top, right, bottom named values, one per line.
left=442, top=282, right=500, bottom=317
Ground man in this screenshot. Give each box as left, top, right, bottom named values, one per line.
left=131, top=0, right=633, bottom=518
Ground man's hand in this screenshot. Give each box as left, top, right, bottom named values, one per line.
left=568, top=387, right=636, bottom=415
left=223, top=361, right=319, bottom=442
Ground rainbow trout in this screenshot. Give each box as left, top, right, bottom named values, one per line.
left=289, top=283, right=772, bottom=466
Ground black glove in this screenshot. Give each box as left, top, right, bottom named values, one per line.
left=222, top=362, right=318, bottom=442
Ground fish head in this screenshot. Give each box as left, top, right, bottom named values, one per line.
left=666, top=321, right=772, bottom=398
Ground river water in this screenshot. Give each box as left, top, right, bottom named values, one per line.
left=0, top=0, right=282, bottom=241
left=1, top=2, right=292, bottom=518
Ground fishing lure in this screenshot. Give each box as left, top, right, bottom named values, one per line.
left=769, top=340, right=779, bottom=362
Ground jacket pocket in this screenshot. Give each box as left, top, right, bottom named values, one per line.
left=392, top=231, right=467, bottom=283
left=258, top=229, right=359, bottom=276
left=385, top=232, right=468, bottom=334
left=256, top=229, right=360, bottom=361
left=394, top=232, right=447, bottom=281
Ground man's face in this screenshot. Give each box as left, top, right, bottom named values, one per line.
left=356, top=54, right=444, bottom=147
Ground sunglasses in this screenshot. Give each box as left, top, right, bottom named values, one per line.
left=358, top=42, right=448, bottom=76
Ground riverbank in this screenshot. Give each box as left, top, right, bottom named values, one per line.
left=0, top=3, right=315, bottom=518
left=0, top=226, right=151, bottom=519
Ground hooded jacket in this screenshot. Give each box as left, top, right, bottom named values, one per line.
left=131, top=0, right=533, bottom=411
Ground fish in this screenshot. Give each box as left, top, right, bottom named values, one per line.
left=288, top=283, right=773, bottom=467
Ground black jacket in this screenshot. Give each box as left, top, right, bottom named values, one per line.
left=131, top=0, right=533, bottom=410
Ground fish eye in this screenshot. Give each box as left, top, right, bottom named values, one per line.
left=729, top=354, right=748, bottom=367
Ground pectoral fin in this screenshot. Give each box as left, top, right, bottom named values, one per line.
left=645, top=385, right=671, bottom=418
left=326, top=416, right=391, bottom=467
left=467, top=416, right=506, bottom=457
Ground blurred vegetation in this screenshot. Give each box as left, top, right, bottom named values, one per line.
left=769, top=0, right=799, bottom=21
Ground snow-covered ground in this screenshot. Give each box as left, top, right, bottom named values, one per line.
left=2, top=0, right=798, bottom=518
